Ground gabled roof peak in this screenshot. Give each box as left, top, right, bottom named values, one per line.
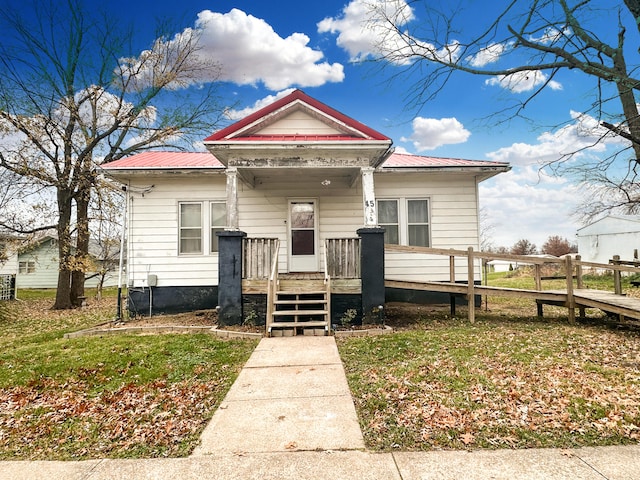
left=204, top=89, right=390, bottom=142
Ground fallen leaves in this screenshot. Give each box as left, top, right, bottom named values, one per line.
left=0, top=379, right=223, bottom=459
left=341, top=320, right=640, bottom=451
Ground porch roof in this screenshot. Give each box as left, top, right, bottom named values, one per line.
left=101, top=151, right=509, bottom=174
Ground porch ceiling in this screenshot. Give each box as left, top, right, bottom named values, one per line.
left=237, top=165, right=361, bottom=188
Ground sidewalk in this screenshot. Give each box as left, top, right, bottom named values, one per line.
left=1, top=336, right=639, bottom=479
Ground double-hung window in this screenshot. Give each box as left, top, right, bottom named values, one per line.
left=210, top=201, right=226, bottom=253
left=377, top=198, right=430, bottom=247
left=407, top=199, right=430, bottom=247
left=178, top=201, right=226, bottom=254
left=19, top=260, right=36, bottom=274
left=179, top=202, right=203, bottom=254
left=378, top=199, right=399, bottom=244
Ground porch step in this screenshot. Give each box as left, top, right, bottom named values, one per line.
left=274, top=299, right=326, bottom=305
left=268, top=321, right=329, bottom=328
left=272, top=310, right=329, bottom=317
left=267, top=277, right=331, bottom=336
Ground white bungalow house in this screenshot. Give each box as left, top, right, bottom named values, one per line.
left=16, top=234, right=120, bottom=290
left=577, top=215, right=640, bottom=264
left=102, top=90, right=510, bottom=333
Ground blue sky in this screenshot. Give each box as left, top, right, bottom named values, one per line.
left=7, top=0, right=634, bottom=250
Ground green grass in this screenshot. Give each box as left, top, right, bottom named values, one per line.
left=0, top=294, right=258, bottom=460
left=338, top=314, right=640, bottom=451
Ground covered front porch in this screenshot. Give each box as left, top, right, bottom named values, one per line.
left=217, top=230, right=385, bottom=335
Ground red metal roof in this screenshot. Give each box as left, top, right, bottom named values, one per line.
left=204, top=89, right=391, bottom=142
left=381, top=152, right=509, bottom=168
left=101, top=151, right=509, bottom=171
left=102, top=151, right=223, bottom=169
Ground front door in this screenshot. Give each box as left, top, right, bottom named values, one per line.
left=288, top=199, right=318, bottom=272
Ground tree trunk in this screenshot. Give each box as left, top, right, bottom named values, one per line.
left=53, top=189, right=74, bottom=309
left=616, top=81, right=640, bottom=161
left=71, top=187, right=90, bottom=307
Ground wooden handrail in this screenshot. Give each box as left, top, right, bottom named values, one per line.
left=265, top=239, right=280, bottom=333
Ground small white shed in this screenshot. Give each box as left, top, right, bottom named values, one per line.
left=576, top=215, right=640, bottom=264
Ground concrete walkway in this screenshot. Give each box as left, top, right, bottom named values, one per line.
left=2, top=336, right=640, bottom=479
left=192, top=336, right=365, bottom=454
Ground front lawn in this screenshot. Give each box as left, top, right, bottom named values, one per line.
left=0, top=294, right=258, bottom=460
left=338, top=307, right=640, bottom=451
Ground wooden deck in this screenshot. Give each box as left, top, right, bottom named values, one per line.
left=385, top=280, right=640, bottom=322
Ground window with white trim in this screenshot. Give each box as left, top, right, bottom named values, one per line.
left=377, top=198, right=430, bottom=247
left=210, top=201, right=226, bottom=253
left=19, top=260, right=36, bottom=274
left=179, top=202, right=203, bottom=254
left=407, top=199, right=430, bottom=247
left=377, top=199, right=399, bottom=244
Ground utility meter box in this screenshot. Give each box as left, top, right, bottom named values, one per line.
left=147, top=274, right=158, bottom=287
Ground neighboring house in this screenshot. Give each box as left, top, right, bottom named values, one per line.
left=0, top=233, right=19, bottom=300
left=16, top=234, right=120, bottom=289
left=577, top=215, right=640, bottom=264
left=102, top=90, right=510, bottom=330
left=0, top=234, right=19, bottom=276
left=487, top=260, right=516, bottom=273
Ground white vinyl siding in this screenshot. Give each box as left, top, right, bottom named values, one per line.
left=127, top=176, right=227, bottom=288
left=376, top=173, right=481, bottom=282
left=125, top=170, right=483, bottom=287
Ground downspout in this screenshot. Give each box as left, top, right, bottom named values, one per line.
left=115, top=185, right=128, bottom=321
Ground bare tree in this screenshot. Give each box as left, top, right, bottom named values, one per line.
left=371, top=0, right=640, bottom=216
left=0, top=0, right=224, bottom=308
left=511, top=238, right=537, bottom=255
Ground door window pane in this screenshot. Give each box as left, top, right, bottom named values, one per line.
left=291, top=202, right=315, bottom=229
left=292, top=230, right=315, bottom=255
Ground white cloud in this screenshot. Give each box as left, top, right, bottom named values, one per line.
left=479, top=167, right=582, bottom=249
left=466, top=42, right=510, bottom=67
left=401, top=117, right=470, bottom=151
left=318, top=0, right=413, bottom=62
left=529, top=27, right=572, bottom=45
left=123, top=9, right=344, bottom=91
left=486, top=110, right=627, bottom=166
left=485, top=70, right=562, bottom=93
left=318, top=0, right=461, bottom=66
left=225, top=89, right=296, bottom=120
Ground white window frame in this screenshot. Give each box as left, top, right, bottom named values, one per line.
left=377, top=199, right=400, bottom=245
left=377, top=197, right=431, bottom=247
left=210, top=201, right=226, bottom=253
left=178, top=200, right=227, bottom=255
left=406, top=198, right=430, bottom=247
left=19, top=260, right=36, bottom=274
left=179, top=201, right=203, bottom=255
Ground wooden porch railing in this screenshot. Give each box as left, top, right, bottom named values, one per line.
left=243, top=237, right=279, bottom=280
left=325, top=238, right=360, bottom=279
left=384, top=245, right=640, bottom=323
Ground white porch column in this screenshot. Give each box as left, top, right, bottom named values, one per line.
left=361, top=167, right=377, bottom=226
left=225, top=167, right=239, bottom=230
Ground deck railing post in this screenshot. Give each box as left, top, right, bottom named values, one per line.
left=612, top=255, right=622, bottom=295
left=467, top=247, right=475, bottom=323
left=534, top=264, right=542, bottom=291
left=565, top=255, right=575, bottom=324
left=575, top=255, right=585, bottom=318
